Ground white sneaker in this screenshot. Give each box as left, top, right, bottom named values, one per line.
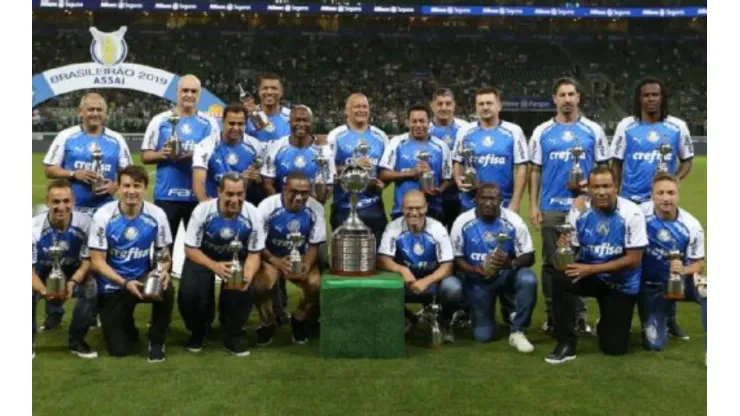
left=509, top=332, right=534, bottom=353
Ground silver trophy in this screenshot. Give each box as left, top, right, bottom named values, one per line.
left=483, top=233, right=511, bottom=277
left=331, top=159, right=376, bottom=276
left=554, top=223, right=576, bottom=271
left=287, top=232, right=305, bottom=275
left=567, top=145, right=586, bottom=193
left=45, top=239, right=67, bottom=299
left=90, top=141, right=107, bottom=193
left=251, top=147, right=266, bottom=171
left=142, top=249, right=168, bottom=301
left=353, top=139, right=373, bottom=178
left=656, top=143, right=673, bottom=174
left=416, top=151, right=435, bottom=191
left=416, top=291, right=443, bottom=349
left=313, top=146, right=330, bottom=201
left=249, top=110, right=274, bottom=132
left=225, top=238, right=244, bottom=290
left=458, top=138, right=477, bottom=189
left=166, top=113, right=182, bottom=157
left=664, top=247, right=685, bottom=300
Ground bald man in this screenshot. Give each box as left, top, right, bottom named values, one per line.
left=327, top=93, right=389, bottom=243
left=142, top=74, right=220, bottom=261
left=378, top=190, right=463, bottom=342
left=42, top=92, right=132, bottom=331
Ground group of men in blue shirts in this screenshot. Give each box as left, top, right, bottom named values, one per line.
left=32, top=73, right=706, bottom=365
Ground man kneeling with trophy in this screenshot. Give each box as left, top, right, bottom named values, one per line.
left=254, top=172, right=327, bottom=346
left=180, top=173, right=265, bottom=356
left=451, top=183, right=538, bottom=353
left=377, top=190, right=463, bottom=344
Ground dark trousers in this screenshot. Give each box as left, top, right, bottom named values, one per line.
left=441, top=197, right=461, bottom=232
left=541, top=211, right=587, bottom=321
left=178, top=259, right=255, bottom=344
left=330, top=202, right=388, bottom=247
left=154, top=200, right=197, bottom=250
left=551, top=270, right=636, bottom=355
left=98, top=281, right=174, bottom=357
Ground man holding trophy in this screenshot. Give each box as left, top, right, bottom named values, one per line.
left=141, top=74, right=220, bottom=251
left=245, top=73, right=292, bottom=143
left=638, top=173, right=706, bottom=356
left=377, top=190, right=463, bottom=342
left=428, top=88, right=470, bottom=230
left=254, top=173, right=327, bottom=346
left=193, top=104, right=265, bottom=206
left=611, top=77, right=696, bottom=340
left=327, top=93, right=389, bottom=244
left=546, top=166, right=646, bottom=364
left=262, top=105, right=336, bottom=204
left=450, top=183, right=538, bottom=353
left=41, top=92, right=132, bottom=332
left=88, top=166, right=174, bottom=363
left=379, top=105, right=452, bottom=222
left=528, top=77, right=611, bottom=335
left=452, top=88, right=529, bottom=214
left=32, top=180, right=97, bottom=359
left=180, top=173, right=265, bottom=356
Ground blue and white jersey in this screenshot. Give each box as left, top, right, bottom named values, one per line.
left=429, top=118, right=470, bottom=202
left=184, top=198, right=265, bottom=262
left=192, top=135, right=265, bottom=198
left=452, top=121, right=529, bottom=210
left=529, top=116, right=610, bottom=212
left=378, top=216, right=453, bottom=278
left=611, top=116, right=694, bottom=204
left=43, top=126, right=132, bottom=211
left=640, top=201, right=704, bottom=284
left=257, top=194, right=327, bottom=258
left=326, top=124, right=388, bottom=211
left=378, top=134, right=453, bottom=216
left=566, top=197, right=647, bottom=295
left=32, top=212, right=91, bottom=279
left=451, top=207, right=534, bottom=271
left=246, top=106, right=291, bottom=143
left=142, top=110, right=220, bottom=203
left=88, top=201, right=172, bottom=295
left=261, top=136, right=336, bottom=193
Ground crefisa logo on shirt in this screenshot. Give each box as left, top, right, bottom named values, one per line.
left=89, top=26, right=128, bottom=66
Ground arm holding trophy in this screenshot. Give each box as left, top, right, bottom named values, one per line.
left=141, top=112, right=175, bottom=164
left=509, top=125, right=530, bottom=214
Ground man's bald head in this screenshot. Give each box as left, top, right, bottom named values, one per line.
left=78, top=92, right=107, bottom=132
left=177, top=74, right=201, bottom=111
left=345, top=93, right=370, bottom=127
left=290, top=105, right=313, bottom=120
left=79, top=92, right=107, bottom=112
left=403, top=190, right=427, bottom=207
left=402, top=190, right=428, bottom=230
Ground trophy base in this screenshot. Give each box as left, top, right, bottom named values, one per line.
left=141, top=294, right=163, bottom=303
left=663, top=293, right=685, bottom=300
left=42, top=292, right=67, bottom=300
left=330, top=269, right=377, bottom=277
left=223, top=282, right=246, bottom=291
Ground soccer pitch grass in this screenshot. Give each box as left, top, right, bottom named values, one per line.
left=32, top=154, right=707, bottom=415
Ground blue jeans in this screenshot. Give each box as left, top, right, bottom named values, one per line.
left=32, top=279, right=97, bottom=347
left=404, top=276, right=464, bottom=321
left=465, top=268, right=538, bottom=342
left=638, top=276, right=707, bottom=351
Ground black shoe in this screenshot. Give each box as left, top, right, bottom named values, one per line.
left=576, top=318, right=593, bottom=336
left=291, top=317, right=308, bottom=345
left=668, top=321, right=690, bottom=340
left=185, top=334, right=204, bottom=353
left=224, top=340, right=251, bottom=357
left=40, top=315, right=62, bottom=332
left=545, top=343, right=577, bottom=365
left=148, top=343, right=166, bottom=363
left=70, top=341, right=98, bottom=359
left=256, top=325, right=276, bottom=347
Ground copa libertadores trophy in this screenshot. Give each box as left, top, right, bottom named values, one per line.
left=225, top=238, right=244, bottom=290
left=459, top=138, right=477, bottom=189
left=313, top=146, right=330, bottom=201
left=656, top=143, right=673, bottom=174
left=166, top=112, right=182, bottom=158
left=567, top=144, right=586, bottom=193
left=664, top=247, right=685, bottom=300
left=330, top=153, right=376, bottom=276
left=483, top=232, right=511, bottom=277
left=554, top=223, right=576, bottom=271
left=416, top=151, right=435, bottom=191
left=45, top=238, right=67, bottom=299
left=90, top=141, right=107, bottom=193
left=142, top=248, right=167, bottom=301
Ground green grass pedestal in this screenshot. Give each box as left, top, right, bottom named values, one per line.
left=320, top=273, right=406, bottom=358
